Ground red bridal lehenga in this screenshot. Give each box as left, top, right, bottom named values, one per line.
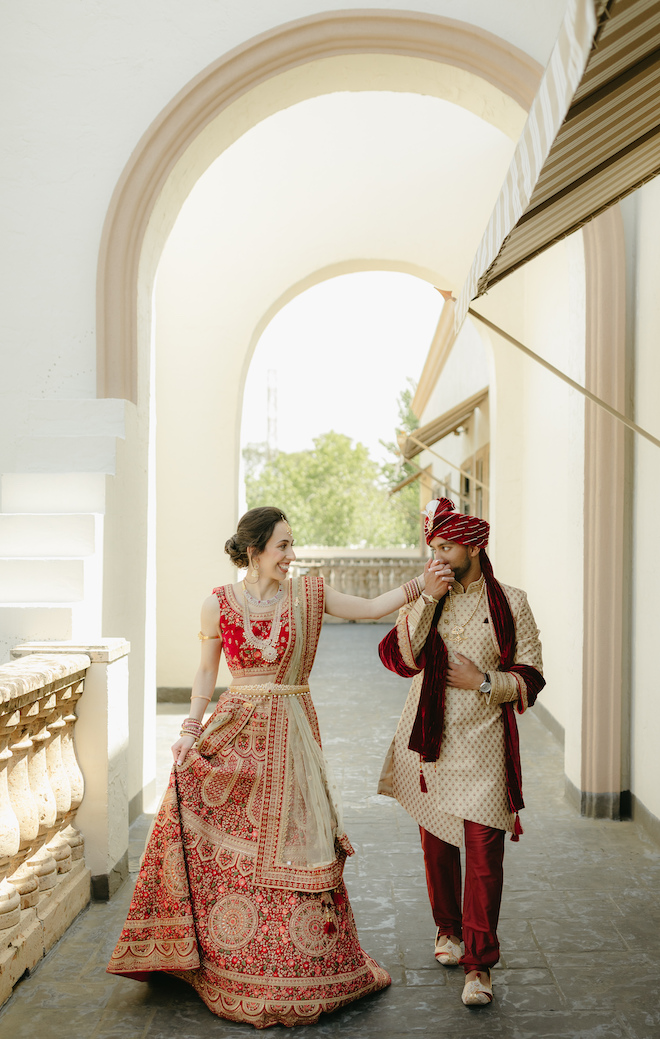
left=107, top=575, right=390, bottom=1028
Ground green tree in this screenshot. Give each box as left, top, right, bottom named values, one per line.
left=244, top=430, right=415, bottom=547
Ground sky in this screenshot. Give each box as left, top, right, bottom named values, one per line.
left=240, top=271, right=443, bottom=468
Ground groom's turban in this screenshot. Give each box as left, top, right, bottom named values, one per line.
left=424, top=497, right=490, bottom=548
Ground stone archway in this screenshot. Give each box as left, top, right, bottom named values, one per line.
left=95, top=8, right=543, bottom=818
left=96, top=10, right=541, bottom=402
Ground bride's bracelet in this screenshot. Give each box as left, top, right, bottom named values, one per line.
left=402, top=577, right=422, bottom=604
left=180, top=717, right=204, bottom=739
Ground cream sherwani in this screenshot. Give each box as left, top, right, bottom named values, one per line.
left=379, top=577, right=543, bottom=847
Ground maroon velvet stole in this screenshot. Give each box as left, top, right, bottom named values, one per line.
left=378, top=551, right=545, bottom=838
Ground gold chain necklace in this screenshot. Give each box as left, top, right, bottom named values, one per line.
left=447, top=580, right=485, bottom=643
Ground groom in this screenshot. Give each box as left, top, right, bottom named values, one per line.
left=378, top=498, right=544, bottom=1006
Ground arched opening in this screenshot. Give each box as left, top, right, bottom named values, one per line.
left=97, top=11, right=546, bottom=814
left=152, top=85, right=525, bottom=694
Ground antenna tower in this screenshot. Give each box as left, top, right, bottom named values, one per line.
left=267, top=369, right=278, bottom=461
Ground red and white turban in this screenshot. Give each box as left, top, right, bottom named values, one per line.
left=424, top=497, right=489, bottom=548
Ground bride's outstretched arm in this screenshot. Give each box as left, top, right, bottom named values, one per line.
left=323, top=560, right=452, bottom=620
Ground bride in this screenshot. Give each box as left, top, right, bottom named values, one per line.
left=108, top=506, right=446, bottom=1028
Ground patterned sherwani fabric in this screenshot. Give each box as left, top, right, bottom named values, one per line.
left=381, top=577, right=542, bottom=848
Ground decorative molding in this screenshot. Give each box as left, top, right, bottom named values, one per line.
left=631, top=793, right=660, bottom=848
left=581, top=205, right=628, bottom=819
left=96, top=10, right=542, bottom=402
left=91, top=850, right=128, bottom=902
left=564, top=776, right=631, bottom=821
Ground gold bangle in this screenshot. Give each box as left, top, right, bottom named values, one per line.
left=402, top=579, right=421, bottom=604
left=198, top=631, right=220, bottom=640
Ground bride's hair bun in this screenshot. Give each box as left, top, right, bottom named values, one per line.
left=224, top=507, right=290, bottom=569
left=224, top=534, right=246, bottom=568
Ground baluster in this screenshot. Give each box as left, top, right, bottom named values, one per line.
left=61, top=823, right=85, bottom=861
left=0, top=711, right=21, bottom=877
left=45, top=690, right=72, bottom=820
left=368, top=565, right=378, bottom=599
left=348, top=564, right=358, bottom=598
left=8, top=861, right=40, bottom=910
left=26, top=845, right=58, bottom=893
left=60, top=680, right=84, bottom=809
left=46, top=832, right=72, bottom=874
left=27, top=696, right=57, bottom=834
left=0, top=878, right=21, bottom=931
left=358, top=565, right=368, bottom=599
left=7, top=708, right=40, bottom=850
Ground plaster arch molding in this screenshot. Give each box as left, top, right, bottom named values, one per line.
left=97, top=9, right=541, bottom=402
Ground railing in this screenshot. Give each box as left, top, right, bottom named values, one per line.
left=291, top=556, right=424, bottom=621
left=0, top=653, right=92, bottom=999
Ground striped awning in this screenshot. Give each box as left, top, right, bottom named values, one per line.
left=456, top=0, right=660, bottom=326
left=398, top=387, right=488, bottom=461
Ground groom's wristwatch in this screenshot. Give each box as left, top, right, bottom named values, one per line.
left=479, top=672, right=492, bottom=694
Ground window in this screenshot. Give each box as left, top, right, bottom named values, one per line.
left=460, top=445, right=489, bottom=520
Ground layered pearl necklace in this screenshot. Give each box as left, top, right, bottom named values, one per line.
left=242, top=580, right=285, bottom=663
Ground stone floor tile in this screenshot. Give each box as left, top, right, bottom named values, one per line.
left=146, top=1004, right=246, bottom=1038
left=0, top=1006, right=104, bottom=1039
left=551, top=965, right=660, bottom=1012
left=611, top=910, right=660, bottom=944
left=403, top=967, right=447, bottom=986
left=529, top=917, right=633, bottom=955
left=399, top=944, right=440, bottom=971
left=8, top=977, right=114, bottom=1010
left=508, top=1010, right=631, bottom=1038
left=543, top=949, right=652, bottom=969
left=500, top=950, right=550, bottom=968
left=497, top=967, right=554, bottom=985
left=618, top=1006, right=660, bottom=1039
left=91, top=1006, right=157, bottom=1039
left=496, top=983, right=566, bottom=1014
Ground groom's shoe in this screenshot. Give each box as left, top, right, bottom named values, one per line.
left=434, top=931, right=462, bottom=966
left=461, top=969, right=493, bottom=1005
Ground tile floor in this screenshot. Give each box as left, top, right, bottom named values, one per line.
left=2, top=623, right=659, bottom=1038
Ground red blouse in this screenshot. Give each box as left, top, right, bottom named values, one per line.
left=213, top=584, right=291, bottom=679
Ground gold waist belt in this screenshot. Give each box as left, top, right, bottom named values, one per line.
left=228, top=684, right=310, bottom=698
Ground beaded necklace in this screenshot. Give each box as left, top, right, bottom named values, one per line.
left=243, top=583, right=286, bottom=608
left=241, top=581, right=284, bottom=663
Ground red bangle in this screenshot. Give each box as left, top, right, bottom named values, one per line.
left=180, top=718, right=204, bottom=738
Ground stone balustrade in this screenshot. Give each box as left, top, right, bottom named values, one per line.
left=0, top=653, right=92, bottom=1004
left=291, top=556, right=425, bottom=622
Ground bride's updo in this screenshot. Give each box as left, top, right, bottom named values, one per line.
left=224, top=507, right=290, bottom=569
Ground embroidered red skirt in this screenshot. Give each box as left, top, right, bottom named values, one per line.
left=107, top=694, right=390, bottom=1028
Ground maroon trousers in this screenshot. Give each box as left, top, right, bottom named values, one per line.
left=420, top=821, right=505, bottom=973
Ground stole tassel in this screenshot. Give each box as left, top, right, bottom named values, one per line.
left=322, top=895, right=337, bottom=935
left=323, top=905, right=337, bottom=936
left=510, top=813, right=523, bottom=842
left=419, top=759, right=428, bottom=794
